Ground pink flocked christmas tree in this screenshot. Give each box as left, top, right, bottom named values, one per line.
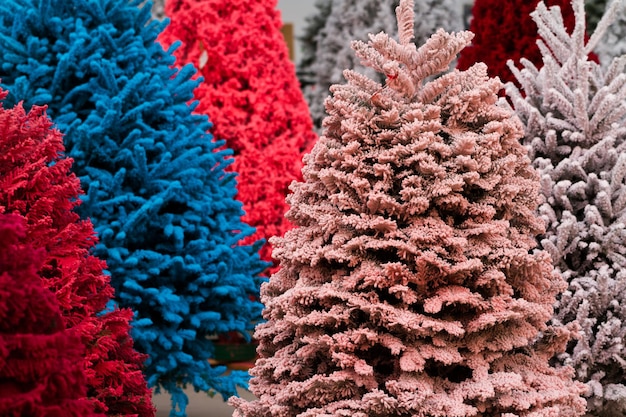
left=0, top=213, right=100, bottom=417
left=230, top=1, right=587, bottom=415
left=159, top=0, right=317, bottom=272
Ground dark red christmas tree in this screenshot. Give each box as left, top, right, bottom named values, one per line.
left=159, top=0, right=318, bottom=272
left=0, top=90, right=154, bottom=417
left=456, top=0, right=588, bottom=88
left=0, top=213, right=100, bottom=417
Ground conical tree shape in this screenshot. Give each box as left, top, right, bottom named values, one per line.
left=231, top=1, right=586, bottom=416
left=507, top=0, right=626, bottom=415
left=297, top=0, right=462, bottom=131
left=0, top=1, right=267, bottom=415
left=0, top=91, right=153, bottom=416
left=0, top=213, right=101, bottom=417
left=457, top=0, right=581, bottom=89
left=159, top=0, right=317, bottom=273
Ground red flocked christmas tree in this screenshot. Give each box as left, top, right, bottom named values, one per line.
left=159, top=0, right=318, bottom=272
left=456, top=0, right=583, bottom=88
left=0, top=213, right=100, bottom=417
left=0, top=89, right=154, bottom=417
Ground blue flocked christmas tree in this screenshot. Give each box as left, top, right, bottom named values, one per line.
left=0, top=0, right=268, bottom=415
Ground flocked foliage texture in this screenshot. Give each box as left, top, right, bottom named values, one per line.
left=0, top=1, right=267, bottom=415
left=457, top=0, right=588, bottom=90
left=0, top=213, right=101, bottom=417
left=159, top=0, right=317, bottom=273
left=231, top=0, right=586, bottom=416
left=507, top=0, right=626, bottom=415
left=0, top=90, right=154, bottom=417
left=297, top=0, right=462, bottom=131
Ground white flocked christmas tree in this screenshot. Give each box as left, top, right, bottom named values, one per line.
left=507, top=0, right=626, bottom=415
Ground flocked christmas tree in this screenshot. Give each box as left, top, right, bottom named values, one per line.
left=506, top=0, right=626, bottom=415
left=0, top=213, right=101, bottom=417
left=298, top=0, right=462, bottom=130
left=0, top=91, right=153, bottom=416
left=0, top=0, right=267, bottom=415
left=457, top=0, right=580, bottom=89
left=231, top=1, right=587, bottom=415
left=158, top=0, right=317, bottom=273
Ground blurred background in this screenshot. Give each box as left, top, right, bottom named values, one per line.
left=277, top=0, right=472, bottom=63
